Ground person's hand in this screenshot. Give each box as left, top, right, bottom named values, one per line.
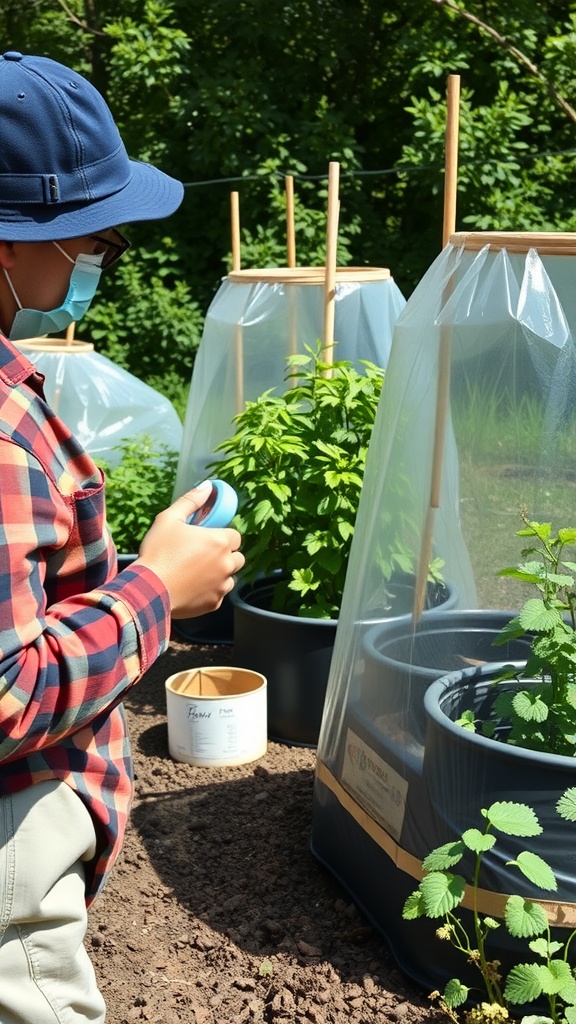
left=134, top=481, right=245, bottom=619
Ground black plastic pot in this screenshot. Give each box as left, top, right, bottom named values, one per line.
left=360, top=609, right=531, bottom=749
left=230, top=576, right=337, bottom=746
left=424, top=665, right=576, bottom=890
left=405, top=664, right=576, bottom=1002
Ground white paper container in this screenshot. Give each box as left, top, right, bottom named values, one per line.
left=165, top=666, right=267, bottom=767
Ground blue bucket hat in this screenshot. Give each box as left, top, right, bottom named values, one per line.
left=0, top=51, right=184, bottom=241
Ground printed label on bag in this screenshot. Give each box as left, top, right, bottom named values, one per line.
left=341, top=728, right=408, bottom=840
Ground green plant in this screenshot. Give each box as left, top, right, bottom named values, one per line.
left=210, top=344, right=384, bottom=619
left=456, top=514, right=576, bottom=757
left=97, top=434, right=178, bottom=554
left=403, top=792, right=576, bottom=1024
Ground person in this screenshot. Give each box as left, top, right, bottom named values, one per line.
left=0, top=51, right=245, bottom=1023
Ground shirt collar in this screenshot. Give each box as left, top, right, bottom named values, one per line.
left=0, top=332, right=46, bottom=392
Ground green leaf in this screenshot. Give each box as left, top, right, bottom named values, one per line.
left=253, top=499, right=275, bottom=525
left=422, top=841, right=465, bottom=871
left=504, top=895, right=549, bottom=938
left=528, top=938, right=563, bottom=958
left=508, top=852, right=557, bottom=891
left=455, top=709, right=477, bottom=731
left=557, top=787, right=576, bottom=822
left=461, top=828, right=496, bottom=853
left=443, top=978, right=468, bottom=1008
left=538, top=959, right=575, bottom=995
left=484, top=916, right=500, bottom=930
left=519, top=599, right=563, bottom=632
left=511, top=690, right=550, bottom=724
left=419, top=872, right=466, bottom=917
left=402, top=890, right=426, bottom=920
left=483, top=802, right=542, bottom=837
left=504, top=962, right=544, bottom=1004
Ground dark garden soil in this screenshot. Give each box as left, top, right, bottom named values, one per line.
left=86, top=634, right=449, bottom=1024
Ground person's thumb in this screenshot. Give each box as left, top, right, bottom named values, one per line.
left=169, top=480, right=213, bottom=522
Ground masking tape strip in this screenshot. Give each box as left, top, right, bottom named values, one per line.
left=315, top=759, right=576, bottom=928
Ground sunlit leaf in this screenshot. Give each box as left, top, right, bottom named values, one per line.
left=483, top=802, right=542, bottom=837
left=504, top=895, right=548, bottom=938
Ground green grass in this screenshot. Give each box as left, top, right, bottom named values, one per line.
left=452, top=388, right=576, bottom=607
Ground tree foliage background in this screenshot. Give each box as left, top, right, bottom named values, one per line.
left=2, top=0, right=576, bottom=413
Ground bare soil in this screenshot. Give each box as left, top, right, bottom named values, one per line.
left=86, top=634, right=446, bottom=1024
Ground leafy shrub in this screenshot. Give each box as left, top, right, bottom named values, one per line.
left=212, top=345, right=384, bottom=618
left=97, top=434, right=178, bottom=554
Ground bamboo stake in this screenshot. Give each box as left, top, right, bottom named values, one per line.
left=65, top=321, right=75, bottom=345
left=442, top=75, right=461, bottom=249
left=285, top=176, right=299, bottom=364
left=412, top=74, right=460, bottom=621
left=323, top=161, right=340, bottom=374
left=286, top=176, right=296, bottom=268
left=230, top=191, right=241, bottom=272
left=230, top=191, right=244, bottom=413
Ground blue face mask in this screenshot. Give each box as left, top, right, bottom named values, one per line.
left=5, top=242, right=103, bottom=341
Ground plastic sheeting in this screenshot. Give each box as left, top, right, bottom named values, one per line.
left=17, top=338, right=183, bottom=465
left=173, top=266, right=406, bottom=495
left=311, top=232, right=576, bottom=991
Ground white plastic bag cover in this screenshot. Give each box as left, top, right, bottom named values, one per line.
left=17, top=339, right=183, bottom=465
left=173, top=267, right=405, bottom=494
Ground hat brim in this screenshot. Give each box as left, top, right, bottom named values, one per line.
left=0, top=159, right=184, bottom=241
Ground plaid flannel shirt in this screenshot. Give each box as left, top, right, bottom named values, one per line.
left=0, top=334, right=171, bottom=905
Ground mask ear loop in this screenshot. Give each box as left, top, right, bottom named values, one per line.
left=52, top=242, right=104, bottom=269
left=52, top=241, right=75, bottom=264
left=3, top=267, right=22, bottom=310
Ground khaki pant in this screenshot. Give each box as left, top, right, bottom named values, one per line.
left=0, top=780, right=106, bottom=1023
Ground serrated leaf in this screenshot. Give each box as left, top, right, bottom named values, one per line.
left=402, top=890, right=425, bottom=920
left=529, top=937, right=563, bottom=957
left=419, top=871, right=466, bottom=916
left=422, top=841, right=465, bottom=871
left=443, top=978, right=468, bottom=1008
left=557, top=787, right=576, bottom=822
left=558, top=529, right=576, bottom=545
left=462, top=828, right=496, bottom=853
left=509, top=852, right=557, bottom=891
left=511, top=690, right=550, bottom=724
left=538, top=959, right=575, bottom=995
left=254, top=499, right=274, bottom=525
left=484, top=916, right=500, bottom=930
left=504, top=962, right=543, bottom=1004
left=519, top=599, right=563, bottom=632
left=505, top=895, right=548, bottom=938
left=484, top=801, right=542, bottom=837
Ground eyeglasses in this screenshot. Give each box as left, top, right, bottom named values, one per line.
left=89, top=228, right=131, bottom=270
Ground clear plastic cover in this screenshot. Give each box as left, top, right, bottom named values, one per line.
left=17, top=339, right=183, bottom=465
left=312, top=233, right=576, bottom=973
left=173, top=267, right=406, bottom=494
